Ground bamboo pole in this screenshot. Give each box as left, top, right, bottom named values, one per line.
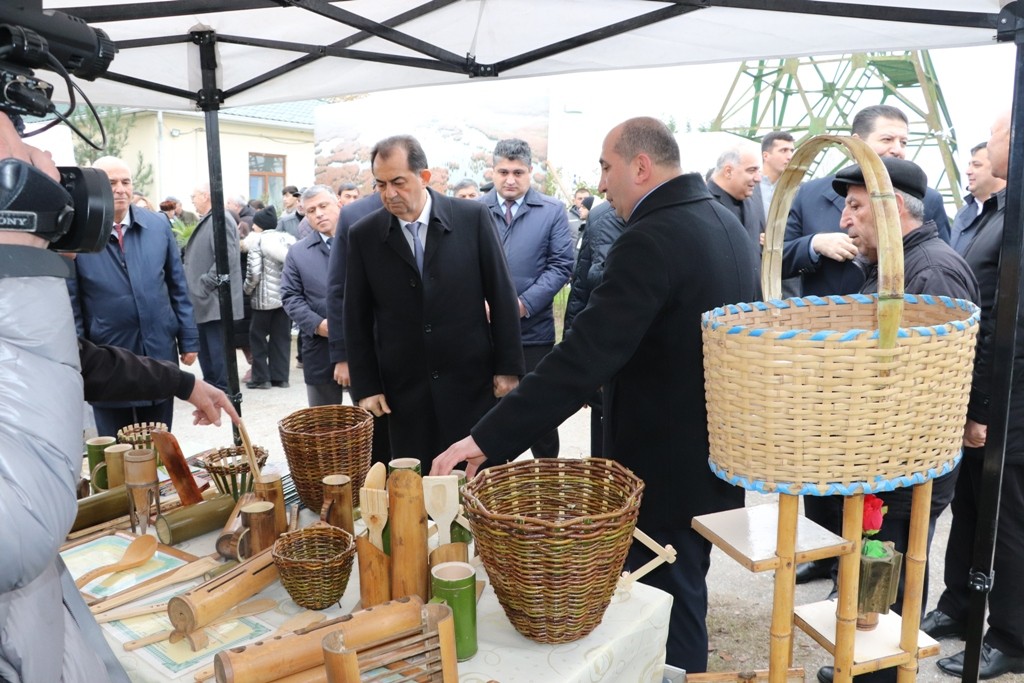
left=897, top=480, right=932, bottom=683
left=769, top=494, right=799, bottom=683
left=834, top=494, right=865, bottom=683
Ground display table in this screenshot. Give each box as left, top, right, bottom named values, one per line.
left=97, top=516, right=672, bottom=683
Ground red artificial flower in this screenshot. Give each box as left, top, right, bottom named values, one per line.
left=863, top=494, right=884, bottom=535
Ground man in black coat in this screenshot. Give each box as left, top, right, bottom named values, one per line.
left=432, top=117, right=760, bottom=672
left=925, top=110, right=1024, bottom=680
left=343, top=135, right=524, bottom=472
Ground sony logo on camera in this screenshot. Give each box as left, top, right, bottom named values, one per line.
left=0, top=211, right=36, bottom=230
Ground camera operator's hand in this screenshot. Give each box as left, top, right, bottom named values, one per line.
left=0, top=113, right=59, bottom=183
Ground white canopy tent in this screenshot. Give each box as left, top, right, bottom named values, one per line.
left=18, top=5, right=1022, bottom=679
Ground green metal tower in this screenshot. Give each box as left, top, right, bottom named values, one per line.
left=710, top=51, right=962, bottom=208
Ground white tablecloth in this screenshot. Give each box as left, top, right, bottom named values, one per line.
left=102, top=517, right=671, bottom=683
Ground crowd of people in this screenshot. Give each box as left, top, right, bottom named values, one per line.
left=2, top=99, right=1022, bottom=683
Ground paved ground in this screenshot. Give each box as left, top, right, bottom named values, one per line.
left=163, top=340, right=1023, bottom=683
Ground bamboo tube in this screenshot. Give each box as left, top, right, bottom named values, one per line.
left=213, top=596, right=424, bottom=683
left=254, top=472, right=288, bottom=537
left=167, top=547, right=278, bottom=633
left=356, top=534, right=391, bottom=608
left=321, top=475, right=354, bottom=536
left=429, top=542, right=469, bottom=568
left=90, top=555, right=222, bottom=614
left=387, top=469, right=428, bottom=602
left=150, top=429, right=206, bottom=506
left=71, top=485, right=132, bottom=532
left=216, top=493, right=257, bottom=560
left=155, top=494, right=236, bottom=545
left=240, top=501, right=278, bottom=555
left=834, top=494, right=865, bottom=683
left=427, top=602, right=459, bottom=683
left=897, top=480, right=932, bottom=683
left=769, top=493, right=799, bottom=683
left=322, top=631, right=361, bottom=683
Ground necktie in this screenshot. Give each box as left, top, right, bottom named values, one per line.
left=503, top=200, right=515, bottom=226
left=325, top=236, right=333, bottom=250
left=113, top=223, right=125, bottom=252
left=405, top=221, right=424, bottom=274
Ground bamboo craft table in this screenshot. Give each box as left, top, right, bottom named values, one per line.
left=101, top=511, right=673, bottom=682
left=693, top=487, right=939, bottom=683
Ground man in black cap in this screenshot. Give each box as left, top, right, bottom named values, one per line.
left=815, top=155, right=979, bottom=683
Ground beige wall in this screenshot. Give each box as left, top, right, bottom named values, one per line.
left=119, top=111, right=314, bottom=213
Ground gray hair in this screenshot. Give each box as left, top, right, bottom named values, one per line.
left=452, top=178, right=479, bottom=193
left=493, top=138, right=532, bottom=166
left=613, top=117, right=679, bottom=168
left=715, top=142, right=759, bottom=172
left=301, top=184, right=335, bottom=203
left=896, top=190, right=925, bottom=221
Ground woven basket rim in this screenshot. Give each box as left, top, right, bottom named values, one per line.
left=703, top=293, right=980, bottom=341
left=277, top=405, right=373, bottom=435
left=462, top=458, right=644, bottom=530
left=272, top=525, right=354, bottom=562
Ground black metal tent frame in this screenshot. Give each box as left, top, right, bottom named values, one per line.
left=56, top=3, right=1023, bottom=679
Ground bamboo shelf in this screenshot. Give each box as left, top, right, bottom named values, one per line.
left=692, top=504, right=852, bottom=572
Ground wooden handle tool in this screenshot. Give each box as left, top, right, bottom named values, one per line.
left=75, top=534, right=158, bottom=589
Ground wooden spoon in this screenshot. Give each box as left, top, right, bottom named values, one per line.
left=360, top=486, right=389, bottom=551
left=75, top=535, right=158, bottom=589
left=191, top=611, right=325, bottom=682
left=123, top=597, right=276, bottom=651
left=422, top=475, right=459, bottom=546
left=364, top=461, right=387, bottom=490
left=237, top=420, right=262, bottom=478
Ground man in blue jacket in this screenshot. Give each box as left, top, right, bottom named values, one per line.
left=69, top=156, right=199, bottom=436
left=481, top=138, right=575, bottom=458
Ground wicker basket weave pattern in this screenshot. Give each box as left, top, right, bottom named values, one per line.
left=197, top=446, right=269, bottom=500
left=461, top=458, right=644, bottom=644
left=703, top=293, right=979, bottom=495
left=278, top=406, right=373, bottom=511
left=272, top=524, right=355, bottom=610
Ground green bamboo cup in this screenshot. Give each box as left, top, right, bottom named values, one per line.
left=429, top=561, right=477, bottom=661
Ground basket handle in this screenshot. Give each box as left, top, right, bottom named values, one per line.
left=761, top=135, right=904, bottom=351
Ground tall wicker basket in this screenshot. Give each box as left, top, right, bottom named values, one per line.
left=703, top=136, right=980, bottom=496
left=461, top=458, right=644, bottom=644
left=278, top=405, right=373, bottom=511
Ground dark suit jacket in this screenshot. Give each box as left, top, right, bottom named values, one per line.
left=472, top=173, right=759, bottom=530
left=344, top=189, right=524, bottom=468
left=783, top=177, right=951, bottom=297
left=327, top=192, right=383, bottom=364
left=706, top=177, right=764, bottom=248
left=281, top=232, right=334, bottom=386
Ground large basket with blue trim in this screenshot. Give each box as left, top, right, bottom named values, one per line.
left=702, top=136, right=980, bottom=496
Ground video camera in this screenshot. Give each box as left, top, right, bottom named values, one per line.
left=0, top=1, right=116, bottom=252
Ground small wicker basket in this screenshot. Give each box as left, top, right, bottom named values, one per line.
left=118, top=422, right=167, bottom=464
left=462, top=458, right=644, bottom=644
left=196, top=446, right=269, bottom=500
left=703, top=135, right=980, bottom=496
left=273, top=523, right=355, bottom=610
left=278, top=405, right=373, bottom=511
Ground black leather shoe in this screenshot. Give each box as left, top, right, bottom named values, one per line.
left=937, top=643, right=1024, bottom=679
left=817, top=666, right=895, bottom=683
left=271, top=381, right=290, bottom=388
left=920, top=609, right=965, bottom=640
left=795, top=561, right=832, bottom=584
left=246, top=381, right=271, bottom=389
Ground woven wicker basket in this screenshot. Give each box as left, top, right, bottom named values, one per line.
left=462, top=458, right=644, bottom=644
left=703, top=136, right=980, bottom=496
left=117, top=422, right=167, bottom=464
left=196, top=446, right=269, bottom=500
left=273, top=523, right=355, bottom=610
left=278, top=405, right=373, bottom=511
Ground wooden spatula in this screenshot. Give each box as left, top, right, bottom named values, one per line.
left=76, top=535, right=158, bottom=589
left=364, top=461, right=387, bottom=490
left=422, top=475, right=459, bottom=546
left=360, top=486, right=388, bottom=551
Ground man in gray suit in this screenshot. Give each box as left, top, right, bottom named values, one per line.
left=183, top=183, right=244, bottom=392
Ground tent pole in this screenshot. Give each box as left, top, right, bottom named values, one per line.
left=963, top=4, right=1024, bottom=681
left=194, top=29, right=243, bottom=426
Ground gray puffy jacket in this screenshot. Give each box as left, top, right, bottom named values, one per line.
left=243, top=229, right=295, bottom=311
left=0, top=247, right=130, bottom=682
